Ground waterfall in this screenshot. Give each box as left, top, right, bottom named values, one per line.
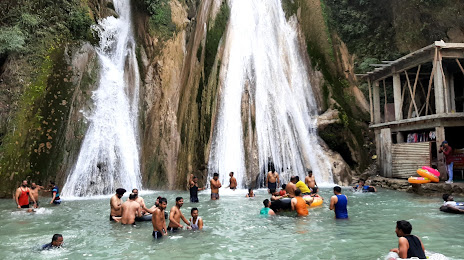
left=63, top=0, right=141, bottom=196
left=208, top=0, right=333, bottom=188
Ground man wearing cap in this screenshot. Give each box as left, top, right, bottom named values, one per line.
left=110, top=188, right=126, bottom=221
left=439, top=141, right=454, bottom=183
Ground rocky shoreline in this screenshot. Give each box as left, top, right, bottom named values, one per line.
left=369, top=176, right=464, bottom=196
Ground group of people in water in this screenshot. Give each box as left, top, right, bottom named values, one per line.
left=14, top=169, right=461, bottom=258
left=14, top=180, right=61, bottom=210
left=109, top=187, right=203, bottom=239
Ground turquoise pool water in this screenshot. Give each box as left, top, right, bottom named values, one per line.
left=0, top=188, right=462, bottom=259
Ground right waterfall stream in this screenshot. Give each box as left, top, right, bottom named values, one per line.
left=208, top=0, right=334, bottom=188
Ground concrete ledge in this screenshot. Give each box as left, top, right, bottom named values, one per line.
left=369, top=176, right=464, bottom=196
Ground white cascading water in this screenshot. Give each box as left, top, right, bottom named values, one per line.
left=208, top=0, right=333, bottom=188
left=63, top=0, right=141, bottom=196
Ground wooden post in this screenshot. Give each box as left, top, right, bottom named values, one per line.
left=383, top=79, right=387, bottom=107
left=435, top=126, right=446, bottom=180
left=392, top=73, right=402, bottom=121
left=373, top=81, right=381, bottom=123
left=439, top=51, right=449, bottom=113
left=381, top=128, right=392, bottom=178
left=426, top=49, right=438, bottom=115
left=375, top=129, right=381, bottom=169
left=434, top=51, right=445, bottom=114
left=407, top=65, right=421, bottom=118
left=368, top=79, right=374, bottom=123
left=404, top=70, right=420, bottom=118
left=449, top=73, right=456, bottom=112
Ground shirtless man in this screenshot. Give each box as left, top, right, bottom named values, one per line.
left=227, top=172, right=237, bottom=190
left=266, top=169, right=279, bottom=193
left=15, top=180, right=37, bottom=209
left=129, top=188, right=146, bottom=214
left=117, top=193, right=141, bottom=225
left=167, top=197, right=190, bottom=232
left=30, top=183, right=44, bottom=207
left=285, top=176, right=297, bottom=198
left=146, top=197, right=168, bottom=239
left=305, top=170, right=317, bottom=189
left=210, top=173, right=222, bottom=200
left=110, top=188, right=126, bottom=221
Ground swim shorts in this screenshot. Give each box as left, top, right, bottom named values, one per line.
left=110, top=215, right=121, bottom=221
left=268, top=182, right=277, bottom=190
left=152, top=231, right=163, bottom=239
left=167, top=227, right=179, bottom=232
left=190, top=197, right=199, bottom=203
left=20, top=204, right=30, bottom=209
left=211, top=193, right=219, bottom=199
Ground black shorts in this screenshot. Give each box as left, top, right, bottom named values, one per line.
left=20, top=205, right=30, bottom=209
left=110, top=215, right=121, bottom=221
left=167, top=227, right=179, bottom=232
left=152, top=231, right=163, bottom=239
left=268, top=182, right=277, bottom=190
left=190, top=197, right=199, bottom=203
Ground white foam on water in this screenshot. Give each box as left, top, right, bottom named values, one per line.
left=63, top=0, right=141, bottom=196
left=208, top=0, right=333, bottom=188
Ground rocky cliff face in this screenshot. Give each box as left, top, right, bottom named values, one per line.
left=9, top=0, right=455, bottom=195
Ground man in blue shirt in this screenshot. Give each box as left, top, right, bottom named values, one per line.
left=42, top=234, right=63, bottom=250
left=329, top=186, right=348, bottom=219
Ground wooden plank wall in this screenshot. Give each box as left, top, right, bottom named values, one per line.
left=391, top=142, right=431, bottom=178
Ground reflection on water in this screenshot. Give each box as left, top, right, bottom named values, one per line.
left=0, top=189, right=462, bottom=259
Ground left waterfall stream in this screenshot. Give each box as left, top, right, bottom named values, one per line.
left=62, top=0, right=142, bottom=197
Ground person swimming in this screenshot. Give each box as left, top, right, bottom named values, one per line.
left=42, top=234, right=63, bottom=250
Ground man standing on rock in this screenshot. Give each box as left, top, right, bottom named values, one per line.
left=110, top=188, right=126, bottom=221
left=439, top=140, right=454, bottom=183
left=210, top=173, right=221, bottom=200
left=15, top=180, right=37, bottom=209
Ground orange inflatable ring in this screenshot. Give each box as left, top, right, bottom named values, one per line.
left=408, top=177, right=431, bottom=184
left=417, top=169, right=439, bottom=182
left=303, top=195, right=323, bottom=208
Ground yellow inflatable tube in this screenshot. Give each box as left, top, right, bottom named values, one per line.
left=408, top=177, right=431, bottom=184
left=303, top=195, right=323, bottom=208
left=417, top=169, right=439, bottom=182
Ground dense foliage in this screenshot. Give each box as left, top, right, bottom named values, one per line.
left=323, top=0, right=464, bottom=73
left=0, top=0, right=92, bottom=57
left=142, top=0, right=177, bottom=39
